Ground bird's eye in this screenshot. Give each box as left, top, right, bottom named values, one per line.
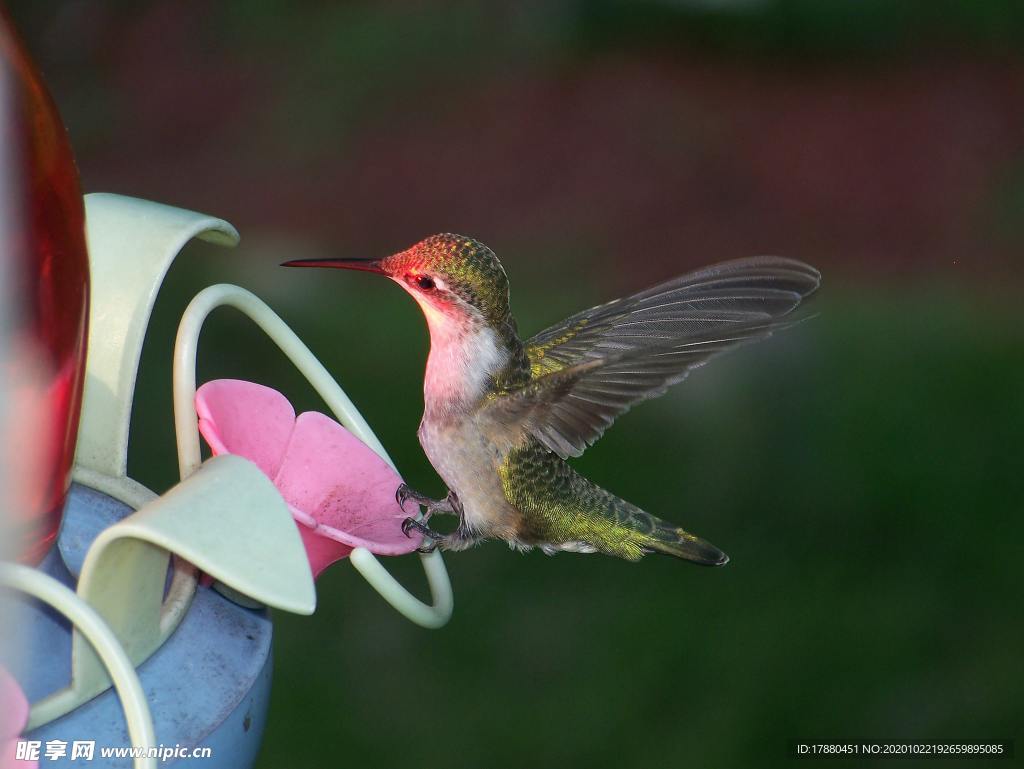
left=416, top=275, right=436, bottom=290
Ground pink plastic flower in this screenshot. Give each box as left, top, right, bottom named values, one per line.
left=195, top=379, right=420, bottom=577
left=0, top=665, right=36, bottom=769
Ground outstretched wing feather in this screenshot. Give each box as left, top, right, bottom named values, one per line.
left=489, top=256, right=820, bottom=459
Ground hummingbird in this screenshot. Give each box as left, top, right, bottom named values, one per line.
left=283, top=235, right=819, bottom=565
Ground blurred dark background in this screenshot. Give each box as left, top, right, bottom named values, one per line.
left=11, top=1, right=1024, bottom=766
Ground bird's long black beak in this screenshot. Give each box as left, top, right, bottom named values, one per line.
left=280, top=257, right=385, bottom=274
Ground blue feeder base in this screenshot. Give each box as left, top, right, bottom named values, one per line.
left=7, top=483, right=273, bottom=768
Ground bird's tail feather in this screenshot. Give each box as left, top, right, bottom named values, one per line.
left=640, top=521, right=730, bottom=566
left=584, top=489, right=730, bottom=565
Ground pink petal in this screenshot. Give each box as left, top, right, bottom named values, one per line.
left=196, top=379, right=295, bottom=478
left=195, top=379, right=422, bottom=575
left=297, top=524, right=353, bottom=579
left=0, top=666, right=28, bottom=740
left=274, top=411, right=421, bottom=555
left=0, top=741, right=37, bottom=769
left=0, top=666, right=35, bottom=768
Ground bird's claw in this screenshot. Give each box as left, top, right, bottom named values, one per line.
left=396, top=483, right=459, bottom=520
left=396, top=483, right=418, bottom=514
left=402, top=516, right=442, bottom=553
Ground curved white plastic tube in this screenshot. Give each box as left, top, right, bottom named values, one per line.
left=172, top=283, right=453, bottom=628
left=0, top=563, right=156, bottom=769
left=349, top=546, right=452, bottom=629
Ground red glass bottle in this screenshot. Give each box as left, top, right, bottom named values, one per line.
left=1, top=7, right=90, bottom=563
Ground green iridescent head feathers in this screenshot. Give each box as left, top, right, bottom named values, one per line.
left=383, top=233, right=512, bottom=325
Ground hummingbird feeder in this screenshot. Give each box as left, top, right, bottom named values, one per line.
left=1, top=12, right=452, bottom=769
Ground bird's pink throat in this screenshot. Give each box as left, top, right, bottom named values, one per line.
left=408, top=292, right=500, bottom=414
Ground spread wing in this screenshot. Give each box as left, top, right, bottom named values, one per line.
left=488, top=256, right=820, bottom=459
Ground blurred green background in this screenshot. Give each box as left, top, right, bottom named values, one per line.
left=12, top=1, right=1024, bottom=766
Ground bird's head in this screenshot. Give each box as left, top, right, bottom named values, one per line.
left=283, top=233, right=511, bottom=333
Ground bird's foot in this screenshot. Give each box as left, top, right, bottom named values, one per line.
left=402, top=516, right=445, bottom=553
left=396, top=483, right=456, bottom=520
left=447, top=490, right=464, bottom=517
left=401, top=516, right=478, bottom=554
